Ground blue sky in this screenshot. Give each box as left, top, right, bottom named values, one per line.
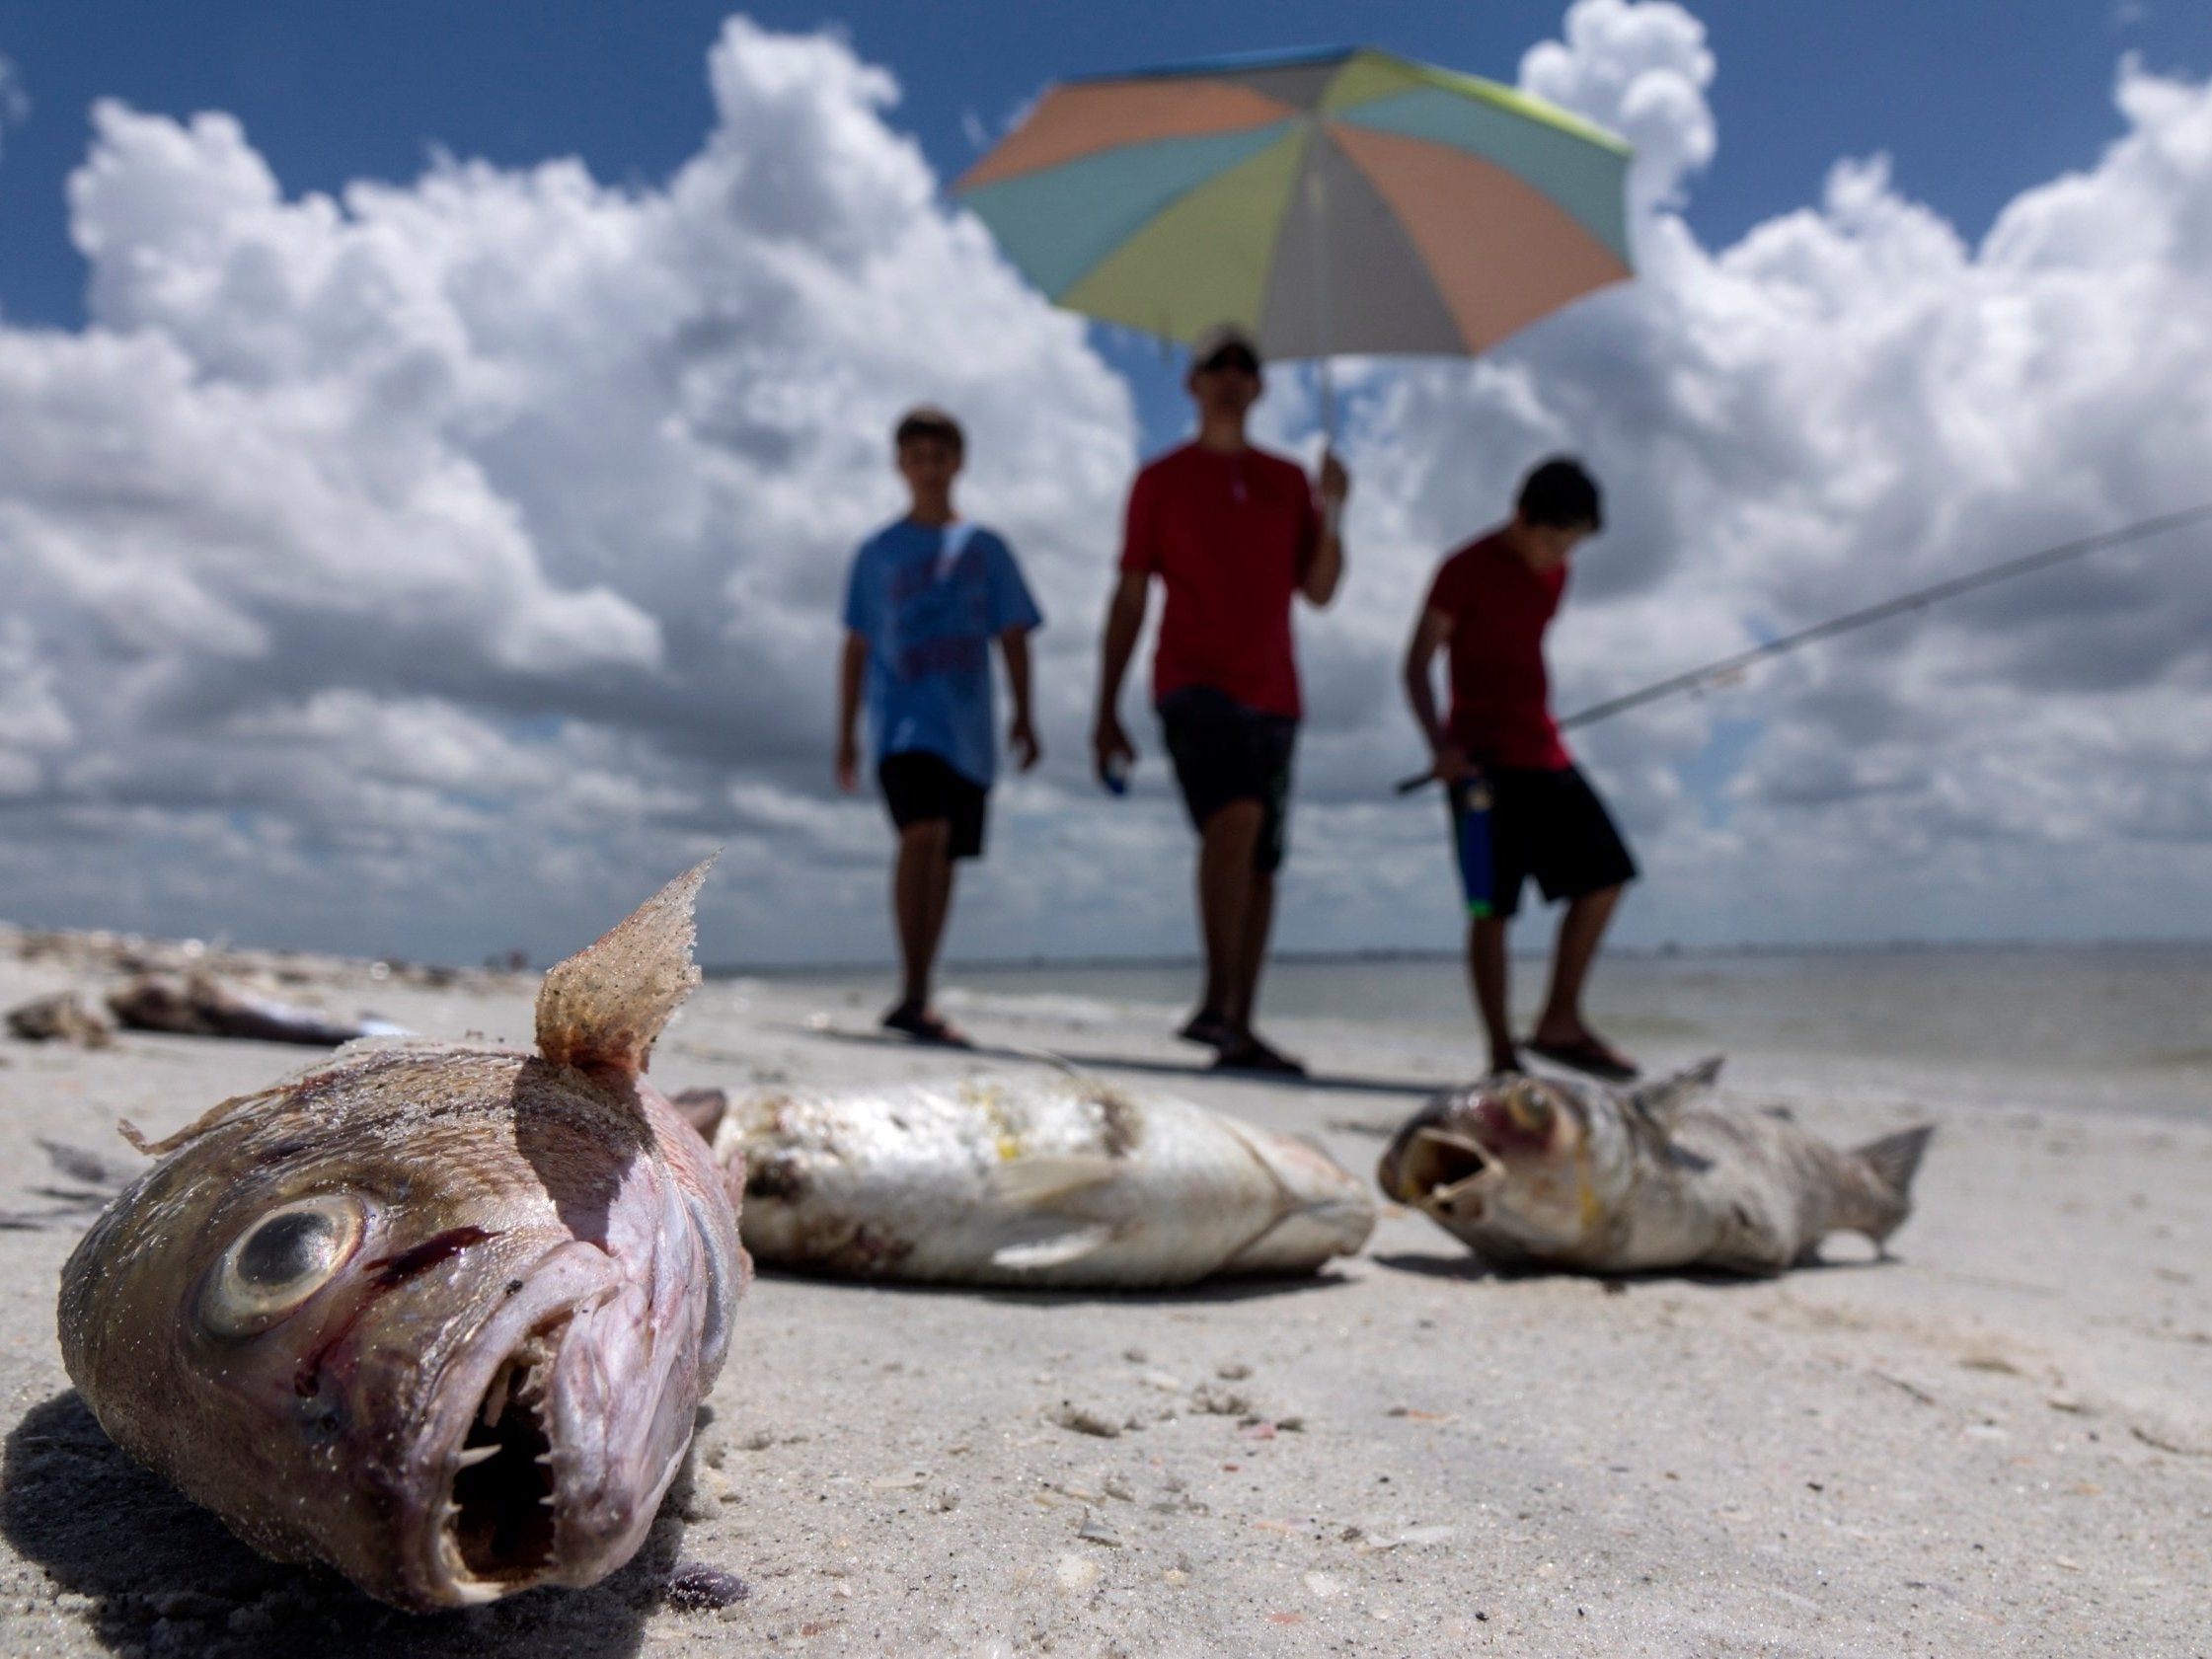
left=0, top=2, right=2208, bottom=966
left=3, top=2, right=2204, bottom=454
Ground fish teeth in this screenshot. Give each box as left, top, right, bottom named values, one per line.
left=480, top=1363, right=513, bottom=1427
left=453, top=1445, right=499, bottom=1469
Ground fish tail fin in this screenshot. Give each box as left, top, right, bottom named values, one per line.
left=535, top=857, right=715, bottom=1079
left=1852, top=1124, right=1936, bottom=1245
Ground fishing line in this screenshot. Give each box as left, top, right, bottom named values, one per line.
left=1395, top=500, right=2212, bottom=793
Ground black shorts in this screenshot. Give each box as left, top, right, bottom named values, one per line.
left=1158, top=685, right=1298, bottom=874
left=878, top=751, right=988, bottom=861
left=1448, top=764, right=1637, bottom=920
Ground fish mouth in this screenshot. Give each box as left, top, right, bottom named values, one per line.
left=406, top=1242, right=617, bottom=1607
left=445, top=1318, right=566, bottom=1586
left=1394, top=1126, right=1499, bottom=1212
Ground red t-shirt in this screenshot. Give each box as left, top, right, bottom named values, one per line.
left=1423, top=529, right=1573, bottom=770
left=1118, top=441, right=1318, bottom=718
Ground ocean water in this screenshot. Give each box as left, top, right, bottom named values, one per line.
left=743, top=943, right=2212, bottom=1121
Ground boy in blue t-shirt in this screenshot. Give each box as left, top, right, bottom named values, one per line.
left=836, top=405, right=1043, bottom=1045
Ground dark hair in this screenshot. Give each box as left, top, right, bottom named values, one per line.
left=894, top=405, right=964, bottom=455
left=1516, top=457, right=1602, bottom=531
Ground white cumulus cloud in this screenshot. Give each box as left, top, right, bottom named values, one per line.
left=0, top=18, right=1132, bottom=962
left=0, top=5, right=2206, bottom=973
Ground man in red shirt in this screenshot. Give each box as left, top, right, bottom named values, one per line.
left=1093, top=323, right=1350, bottom=1075
left=1402, top=457, right=1639, bottom=1081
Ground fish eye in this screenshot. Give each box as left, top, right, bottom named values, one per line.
left=199, top=1194, right=366, bottom=1339
left=1503, top=1083, right=1557, bottom=1134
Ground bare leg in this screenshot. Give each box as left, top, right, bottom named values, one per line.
left=1192, top=799, right=1263, bottom=1027
left=1467, top=914, right=1516, bottom=1073
left=1228, top=869, right=1275, bottom=1032
left=892, top=818, right=955, bottom=1012
left=1530, top=884, right=1629, bottom=1067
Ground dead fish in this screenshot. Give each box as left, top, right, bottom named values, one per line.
left=107, top=971, right=411, bottom=1045
left=6, top=989, right=115, bottom=1047
left=109, top=973, right=406, bottom=1045
left=56, top=862, right=745, bottom=1610
left=705, top=1075, right=1374, bottom=1286
left=1376, top=1058, right=1932, bottom=1275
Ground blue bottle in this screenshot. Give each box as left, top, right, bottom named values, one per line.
left=1453, top=777, right=1494, bottom=918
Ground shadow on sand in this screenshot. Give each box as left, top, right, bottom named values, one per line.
left=2, top=1391, right=715, bottom=1659
left=774, top=1022, right=1449, bottom=1098
left=1368, top=1249, right=1900, bottom=1287
left=752, top=1259, right=1367, bottom=1309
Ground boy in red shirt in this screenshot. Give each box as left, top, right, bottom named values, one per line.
left=1092, top=323, right=1349, bottom=1074
left=1402, top=457, right=1639, bottom=1081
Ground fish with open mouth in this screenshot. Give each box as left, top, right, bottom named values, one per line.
left=1377, top=1058, right=1932, bottom=1275
left=702, top=1075, right=1374, bottom=1286
left=55, top=862, right=745, bottom=1610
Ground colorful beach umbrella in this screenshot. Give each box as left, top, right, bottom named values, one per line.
left=954, top=45, right=1634, bottom=363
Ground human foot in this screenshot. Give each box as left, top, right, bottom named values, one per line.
left=1177, top=1009, right=1237, bottom=1050
left=882, top=1001, right=972, bottom=1048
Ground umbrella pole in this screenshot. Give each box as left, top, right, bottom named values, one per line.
left=1307, top=167, right=1336, bottom=446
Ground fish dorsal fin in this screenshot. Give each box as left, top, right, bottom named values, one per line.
left=1627, top=1055, right=1724, bottom=1135
left=1852, top=1124, right=1935, bottom=1198
left=536, top=857, right=714, bottom=1081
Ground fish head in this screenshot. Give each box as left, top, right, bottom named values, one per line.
left=1377, top=1075, right=1604, bottom=1259
left=59, top=1046, right=735, bottom=1608
left=57, top=862, right=741, bottom=1610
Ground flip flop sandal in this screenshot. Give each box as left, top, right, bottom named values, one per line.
left=1210, top=1036, right=1308, bottom=1077
left=1525, top=1034, right=1639, bottom=1083
left=882, top=1004, right=973, bottom=1049
left=1177, top=1012, right=1237, bottom=1050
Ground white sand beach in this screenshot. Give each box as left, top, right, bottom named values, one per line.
left=0, top=931, right=2205, bottom=1658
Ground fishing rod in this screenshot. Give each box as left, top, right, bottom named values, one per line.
left=1394, top=500, right=2212, bottom=794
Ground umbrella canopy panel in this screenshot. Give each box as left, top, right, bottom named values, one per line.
left=957, top=46, right=1633, bottom=362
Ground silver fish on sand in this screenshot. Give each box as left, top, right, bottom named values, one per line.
left=1377, top=1058, right=1932, bottom=1275
left=108, top=971, right=410, bottom=1045
left=56, top=862, right=745, bottom=1611
left=707, top=1076, right=1374, bottom=1287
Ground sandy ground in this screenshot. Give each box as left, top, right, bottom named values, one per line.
left=0, top=930, right=2206, bottom=1658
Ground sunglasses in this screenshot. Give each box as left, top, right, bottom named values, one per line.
left=1197, top=347, right=1259, bottom=376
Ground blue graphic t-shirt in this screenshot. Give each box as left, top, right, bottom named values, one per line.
left=842, top=518, right=1043, bottom=788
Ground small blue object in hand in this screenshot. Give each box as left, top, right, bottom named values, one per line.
left=1102, top=754, right=1131, bottom=796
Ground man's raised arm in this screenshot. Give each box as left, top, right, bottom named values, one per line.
left=1300, top=450, right=1351, bottom=606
